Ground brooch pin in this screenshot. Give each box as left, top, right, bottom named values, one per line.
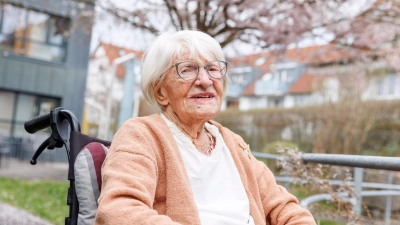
left=239, top=143, right=251, bottom=159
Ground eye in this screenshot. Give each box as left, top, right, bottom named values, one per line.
left=207, top=65, right=220, bottom=72
left=179, top=64, right=197, bottom=74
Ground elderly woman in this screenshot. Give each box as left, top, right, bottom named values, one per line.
left=95, top=30, right=315, bottom=225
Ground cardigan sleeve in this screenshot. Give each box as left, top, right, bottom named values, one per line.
left=94, top=120, right=182, bottom=225
left=253, top=159, right=316, bottom=225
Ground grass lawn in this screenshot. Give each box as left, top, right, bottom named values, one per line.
left=0, top=177, right=69, bottom=225
left=287, top=183, right=347, bottom=225
left=316, top=219, right=346, bottom=225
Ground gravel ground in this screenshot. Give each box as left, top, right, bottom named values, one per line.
left=0, top=158, right=69, bottom=225
left=0, top=203, right=53, bottom=225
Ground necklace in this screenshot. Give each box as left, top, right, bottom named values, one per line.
left=186, top=127, right=215, bottom=156
left=202, top=128, right=215, bottom=156
left=173, top=121, right=215, bottom=156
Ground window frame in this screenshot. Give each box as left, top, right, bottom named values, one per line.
left=0, top=3, right=70, bottom=63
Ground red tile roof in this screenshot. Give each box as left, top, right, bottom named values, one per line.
left=242, top=78, right=257, bottom=96
left=287, top=71, right=324, bottom=94
left=93, top=42, right=143, bottom=79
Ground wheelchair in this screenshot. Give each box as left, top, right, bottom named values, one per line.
left=24, top=107, right=111, bottom=225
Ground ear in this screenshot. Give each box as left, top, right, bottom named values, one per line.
left=154, top=84, right=169, bottom=106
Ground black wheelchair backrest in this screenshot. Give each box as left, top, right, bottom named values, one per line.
left=24, top=107, right=111, bottom=225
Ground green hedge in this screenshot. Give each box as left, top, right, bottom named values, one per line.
left=215, top=100, right=400, bottom=156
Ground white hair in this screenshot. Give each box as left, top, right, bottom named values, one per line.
left=140, top=30, right=228, bottom=108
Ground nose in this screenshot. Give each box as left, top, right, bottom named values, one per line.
left=196, top=67, right=212, bottom=87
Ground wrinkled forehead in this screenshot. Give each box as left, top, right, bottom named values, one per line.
left=170, top=42, right=222, bottom=65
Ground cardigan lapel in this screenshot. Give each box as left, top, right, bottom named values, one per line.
left=149, top=114, right=201, bottom=225
left=210, top=120, right=267, bottom=225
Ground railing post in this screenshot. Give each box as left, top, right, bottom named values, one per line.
left=354, top=168, right=363, bottom=216
left=283, top=174, right=289, bottom=190
left=385, top=171, right=392, bottom=225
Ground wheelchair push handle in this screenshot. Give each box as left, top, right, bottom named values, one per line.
left=24, top=107, right=81, bottom=165
left=24, top=113, right=51, bottom=134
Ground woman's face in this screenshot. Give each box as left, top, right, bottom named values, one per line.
left=156, top=57, right=225, bottom=124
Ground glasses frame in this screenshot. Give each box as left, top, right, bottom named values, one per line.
left=165, top=60, right=228, bottom=81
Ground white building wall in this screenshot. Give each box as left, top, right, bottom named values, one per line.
left=323, top=77, right=339, bottom=102
left=284, top=95, right=295, bottom=108
left=239, top=97, right=251, bottom=110
left=362, top=77, right=379, bottom=100
left=221, top=99, right=227, bottom=110
left=239, top=96, right=268, bottom=110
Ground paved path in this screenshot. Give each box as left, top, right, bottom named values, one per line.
left=0, top=158, right=69, bottom=225
left=0, top=157, right=69, bottom=181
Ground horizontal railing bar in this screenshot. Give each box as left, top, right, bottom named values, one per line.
left=251, top=152, right=281, bottom=159
left=302, top=154, right=400, bottom=171
left=275, top=177, right=400, bottom=190
left=251, top=152, right=400, bottom=171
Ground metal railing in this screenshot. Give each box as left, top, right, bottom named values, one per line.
left=252, top=151, right=400, bottom=225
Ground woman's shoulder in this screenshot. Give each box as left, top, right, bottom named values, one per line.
left=114, top=113, right=168, bottom=138
left=110, top=113, right=172, bottom=155
left=120, top=113, right=163, bottom=128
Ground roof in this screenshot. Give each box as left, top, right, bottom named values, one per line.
left=229, top=44, right=373, bottom=97
left=92, top=42, right=143, bottom=79
left=287, top=71, right=323, bottom=94
left=228, top=44, right=363, bottom=70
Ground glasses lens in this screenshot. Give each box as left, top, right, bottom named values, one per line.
left=207, top=61, right=227, bottom=78
left=177, top=62, right=199, bottom=80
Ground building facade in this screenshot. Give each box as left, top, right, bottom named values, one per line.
left=85, top=42, right=144, bottom=140
left=226, top=45, right=400, bottom=111
left=0, top=0, right=94, bottom=161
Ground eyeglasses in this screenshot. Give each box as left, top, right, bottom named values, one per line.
left=168, top=60, right=228, bottom=81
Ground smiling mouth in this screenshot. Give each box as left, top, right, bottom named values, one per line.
left=193, top=95, right=213, bottom=98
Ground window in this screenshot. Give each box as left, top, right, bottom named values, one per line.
left=273, top=72, right=280, bottom=87
left=0, top=91, right=15, bottom=136
left=388, top=75, right=395, bottom=95
left=262, top=73, right=272, bottom=81
left=0, top=90, right=60, bottom=137
left=226, top=100, right=239, bottom=109
left=294, top=94, right=308, bottom=106
left=231, top=74, right=245, bottom=84
left=377, top=75, right=398, bottom=97
left=281, top=70, right=287, bottom=82
left=0, top=3, right=70, bottom=62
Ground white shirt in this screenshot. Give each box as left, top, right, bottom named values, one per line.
left=162, top=114, right=255, bottom=225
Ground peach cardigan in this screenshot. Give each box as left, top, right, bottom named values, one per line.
left=94, top=114, right=316, bottom=225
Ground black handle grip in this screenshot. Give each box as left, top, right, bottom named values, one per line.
left=24, top=113, right=51, bottom=134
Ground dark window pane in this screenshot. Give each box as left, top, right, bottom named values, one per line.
left=0, top=33, right=14, bottom=51
left=49, top=17, right=69, bottom=45
left=38, top=97, right=59, bottom=116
